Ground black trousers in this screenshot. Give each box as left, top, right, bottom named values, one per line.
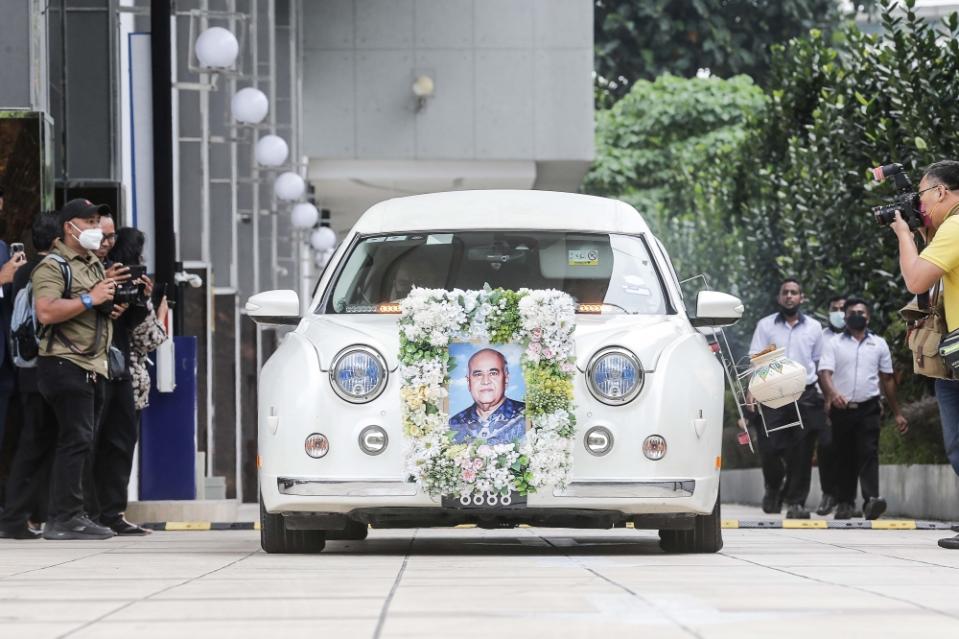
left=85, top=377, right=138, bottom=523
left=38, top=357, right=105, bottom=523
left=817, top=426, right=839, bottom=498
left=756, top=385, right=826, bottom=507
left=831, top=399, right=882, bottom=504
left=0, top=391, right=58, bottom=527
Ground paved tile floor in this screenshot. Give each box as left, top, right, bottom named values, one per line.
left=1, top=506, right=958, bottom=638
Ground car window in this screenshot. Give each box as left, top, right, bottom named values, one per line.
left=322, top=231, right=669, bottom=315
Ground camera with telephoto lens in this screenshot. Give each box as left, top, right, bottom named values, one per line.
left=871, top=163, right=924, bottom=229
left=113, top=264, right=148, bottom=306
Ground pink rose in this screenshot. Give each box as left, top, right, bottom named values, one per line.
left=543, top=348, right=554, bottom=359
left=532, top=328, right=543, bottom=341
left=462, top=468, right=477, bottom=482
left=473, top=458, right=484, bottom=470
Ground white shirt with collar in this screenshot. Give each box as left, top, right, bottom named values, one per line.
left=749, top=312, right=823, bottom=386
left=822, top=326, right=844, bottom=344
left=818, top=331, right=893, bottom=402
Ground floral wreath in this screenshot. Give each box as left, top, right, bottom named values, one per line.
left=399, top=287, right=577, bottom=500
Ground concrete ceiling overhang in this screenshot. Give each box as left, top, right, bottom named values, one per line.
left=307, top=158, right=591, bottom=234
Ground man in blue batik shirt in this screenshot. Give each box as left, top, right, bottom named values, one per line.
left=449, top=348, right=526, bottom=445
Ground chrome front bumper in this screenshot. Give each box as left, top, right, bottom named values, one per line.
left=277, top=477, right=696, bottom=499
left=552, top=480, right=695, bottom=498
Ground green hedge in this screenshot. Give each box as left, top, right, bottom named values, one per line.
left=586, top=0, right=959, bottom=465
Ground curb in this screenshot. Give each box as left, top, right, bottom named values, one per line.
left=139, top=520, right=958, bottom=531
left=721, top=519, right=956, bottom=530
left=143, top=522, right=259, bottom=531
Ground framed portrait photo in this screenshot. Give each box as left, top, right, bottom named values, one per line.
left=448, top=341, right=528, bottom=446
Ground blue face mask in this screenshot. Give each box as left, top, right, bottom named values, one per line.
left=829, top=311, right=845, bottom=330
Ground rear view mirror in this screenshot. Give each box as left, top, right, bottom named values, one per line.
left=245, top=290, right=300, bottom=326
left=690, top=291, right=744, bottom=328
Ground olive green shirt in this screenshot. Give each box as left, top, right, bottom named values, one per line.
left=32, top=239, right=112, bottom=378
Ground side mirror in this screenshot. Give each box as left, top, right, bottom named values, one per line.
left=690, top=291, right=744, bottom=328
left=245, top=290, right=301, bottom=326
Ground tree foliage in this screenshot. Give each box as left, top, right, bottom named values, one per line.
left=586, top=0, right=959, bottom=413
left=594, top=0, right=843, bottom=103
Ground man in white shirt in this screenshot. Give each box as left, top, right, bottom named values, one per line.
left=747, top=278, right=827, bottom=519
left=815, top=294, right=847, bottom=517
left=818, top=297, right=908, bottom=520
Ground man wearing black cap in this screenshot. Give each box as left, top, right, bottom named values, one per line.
left=31, top=198, right=118, bottom=540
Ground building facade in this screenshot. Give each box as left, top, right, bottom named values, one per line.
left=0, top=0, right=594, bottom=503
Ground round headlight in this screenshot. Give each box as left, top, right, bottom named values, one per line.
left=305, top=433, right=329, bottom=458
left=330, top=346, right=388, bottom=403
left=586, top=347, right=644, bottom=405
left=643, top=434, right=667, bottom=461
left=358, top=426, right=388, bottom=456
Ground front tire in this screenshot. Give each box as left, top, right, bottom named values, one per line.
left=659, top=494, right=723, bottom=554
left=259, top=496, right=326, bottom=554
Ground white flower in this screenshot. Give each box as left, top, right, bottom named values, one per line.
left=401, top=286, right=577, bottom=499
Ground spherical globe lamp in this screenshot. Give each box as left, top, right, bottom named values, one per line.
left=291, top=202, right=319, bottom=229
left=231, top=88, right=269, bottom=124
left=309, top=227, right=337, bottom=252
left=195, top=27, right=239, bottom=69
left=255, top=135, right=289, bottom=167
left=274, top=172, right=306, bottom=201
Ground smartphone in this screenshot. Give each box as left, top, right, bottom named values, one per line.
left=126, top=264, right=147, bottom=280
left=153, top=282, right=175, bottom=310
left=10, top=242, right=24, bottom=255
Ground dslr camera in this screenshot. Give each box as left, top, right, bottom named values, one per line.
left=113, top=264, right=149, bottom=306
left=871, top=163, right=924, bottom=229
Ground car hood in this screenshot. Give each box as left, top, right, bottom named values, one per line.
left=299, top=314, right=690, bottom=372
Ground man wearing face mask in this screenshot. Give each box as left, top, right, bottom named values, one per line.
left=891, top=159, right=959, bottom=549
left=818, top=298, right=907, bottom=521
left=825, top=295, right=847, bottom=340
left=30, top=199, right=117, bottom=540
left=814, top=294, right=847, bottom=517
left=747, top=278, right=827, bottom=519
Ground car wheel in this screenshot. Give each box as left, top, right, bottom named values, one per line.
left=259, top=494, right=326, bottom=554
left=659, top=494, right=723, bottom=554
left=326, top=520, right=369, bottom=541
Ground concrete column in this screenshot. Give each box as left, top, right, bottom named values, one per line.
left=0, top=0, right=45, bottom=110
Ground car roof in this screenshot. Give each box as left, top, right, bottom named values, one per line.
left=350, top=190, right=652, bottom=235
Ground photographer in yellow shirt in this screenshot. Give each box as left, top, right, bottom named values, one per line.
left=891, top=160, right=959, bottom=550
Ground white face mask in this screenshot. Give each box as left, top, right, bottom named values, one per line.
left=70, top=222, right=104, bottom=251
left=829, top=311, right=845, bottom=330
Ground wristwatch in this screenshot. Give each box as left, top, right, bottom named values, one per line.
left=80, top=293, right=94, bottom=310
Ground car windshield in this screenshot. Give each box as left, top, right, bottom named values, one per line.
left=322, top=231, right=670, bottom=315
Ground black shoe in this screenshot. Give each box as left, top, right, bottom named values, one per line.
left=834, top=502, right=855, bottom=520
left=785, top=503, right=811, bottom=519
left=863, top=497, right=888, bottom=521
left=816, top=494, right=837, bottom=516
left=43, top=515, right=115, bottom=540
left=103, top=518, right=151, bottom=536
left=938, top=534, right=959, bottom=550
left=762, top=490, right=783, bottom=514
left=0, top=523, right=42, bottom=540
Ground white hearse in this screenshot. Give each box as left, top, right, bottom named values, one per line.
left=248, top=190, right=743, bottom=553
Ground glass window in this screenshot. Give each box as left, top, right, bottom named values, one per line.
left=322, top=231, right=670, bottom=315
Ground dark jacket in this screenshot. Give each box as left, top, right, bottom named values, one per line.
left=13, top=254, right=43, bottom=393
left=102, top=259, right=149, bottom=381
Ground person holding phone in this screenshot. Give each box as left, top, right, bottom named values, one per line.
left=0, top=231, right=27, bottom=500
left=83, top=219, right=153, bottom=535
left=0, top=212, right=62, bottom=538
